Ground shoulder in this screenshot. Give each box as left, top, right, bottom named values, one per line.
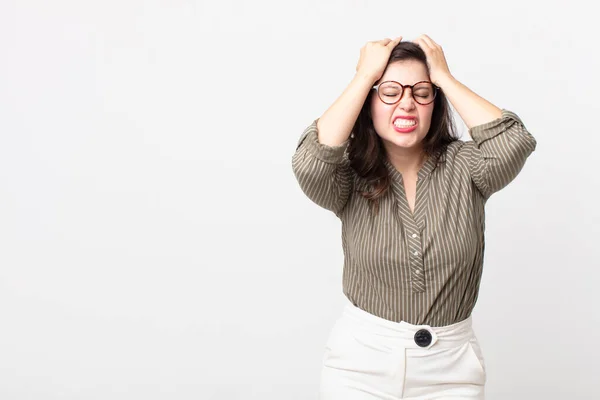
left=442, top=139, right=478, bottom=163
left=434, top=139, right=478, bottom=176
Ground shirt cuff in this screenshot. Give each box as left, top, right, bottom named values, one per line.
left=296, top=118, right=350, bottom=164
left=468, top=109, right=525, bottom=145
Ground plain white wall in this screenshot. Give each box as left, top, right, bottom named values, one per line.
left=0, top=0, right=598, bottom=399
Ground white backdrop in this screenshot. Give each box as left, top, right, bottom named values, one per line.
left=1, top=0, right=598, bottom=399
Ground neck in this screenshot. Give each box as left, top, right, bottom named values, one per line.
left=385, top=146, right=427, bottom=176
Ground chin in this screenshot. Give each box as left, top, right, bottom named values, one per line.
left=387, top=133, right=419, bottom=146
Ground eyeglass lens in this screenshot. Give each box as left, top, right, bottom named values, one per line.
left=378, top=82, right=435, bottom=105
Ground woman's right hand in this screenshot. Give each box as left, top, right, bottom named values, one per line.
left=355, top=36, right=403, bottom=84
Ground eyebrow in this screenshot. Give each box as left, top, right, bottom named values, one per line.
left=383, top=80, right=429, bottom=85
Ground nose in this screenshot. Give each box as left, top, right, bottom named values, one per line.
left=397, top=88, right=416, bottom=111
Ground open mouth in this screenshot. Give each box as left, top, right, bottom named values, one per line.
left=393, top=118, right=418, bottom=133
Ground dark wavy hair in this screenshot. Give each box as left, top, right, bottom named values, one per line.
left=347, top=41, right=459, bottom=215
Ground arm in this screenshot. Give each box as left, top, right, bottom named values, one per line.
left=413, top=35, right=538, bottom=200
left=436, top=74, right=503, bottom=129
left=291, top=119, right=353, bottom=217
left=439, top=75, right=537, bottom=200
left=292, top=73, right=373, bottom=216
left=292, top=37, right=401, bottom=215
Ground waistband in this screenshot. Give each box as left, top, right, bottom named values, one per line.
left=340, top=297, right=474, bottom=350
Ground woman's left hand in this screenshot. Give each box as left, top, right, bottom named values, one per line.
left=413, top=34, right=453, bottom=87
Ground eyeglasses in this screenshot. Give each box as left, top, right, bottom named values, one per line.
left=372, top=80, right=438, bottom=105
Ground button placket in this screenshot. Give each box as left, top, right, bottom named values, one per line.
left=410, top=170, right=430, bottom=291
left=384, top=156, right=434, bottom=293
left=405, top=220, right=425, bottom=292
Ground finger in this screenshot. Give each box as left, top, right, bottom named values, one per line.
left=415, top=36, right=430, bottom=49
left=388, top=36, right=403, bottom=46
left=421, top=34, right=437, bottom=45
left=419, top=34, right=437, bottom=49
left=412, top=37, right=427, bottom=51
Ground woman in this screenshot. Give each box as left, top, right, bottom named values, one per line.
left=291, top=34, right=537, bottom=399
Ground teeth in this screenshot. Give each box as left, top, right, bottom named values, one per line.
left=394, top=119, right=416, bottom=127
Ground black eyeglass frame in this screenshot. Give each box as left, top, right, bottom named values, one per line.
left=371, top=80, right=439, bottom=105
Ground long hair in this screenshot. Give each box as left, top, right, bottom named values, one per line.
left=347, top=41, right=459, bottom=215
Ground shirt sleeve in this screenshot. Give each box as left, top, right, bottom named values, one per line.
left=464, top=109, right=537, bottom=200
left=291, top=118, right=354, bottom=217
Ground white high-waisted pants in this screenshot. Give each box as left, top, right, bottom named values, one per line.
left=319, top=297, right=487, bottom=399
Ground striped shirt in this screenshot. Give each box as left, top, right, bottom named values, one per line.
left=291, top=109, right=537, bottom=326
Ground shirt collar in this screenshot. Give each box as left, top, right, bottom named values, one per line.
left=383, top=147, right=444, bottom=182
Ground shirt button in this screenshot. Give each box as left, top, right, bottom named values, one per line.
left=413, top=251, right=419, bottom=256
left=412, top=233, right=418, bottom=238
left=415, top=270, right=421, bottom=274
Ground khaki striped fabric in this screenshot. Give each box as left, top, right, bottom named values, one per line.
left=291, top=109, right=537, bottom=326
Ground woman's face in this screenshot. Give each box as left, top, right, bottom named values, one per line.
left=370, top=60, right=434, bottom=154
